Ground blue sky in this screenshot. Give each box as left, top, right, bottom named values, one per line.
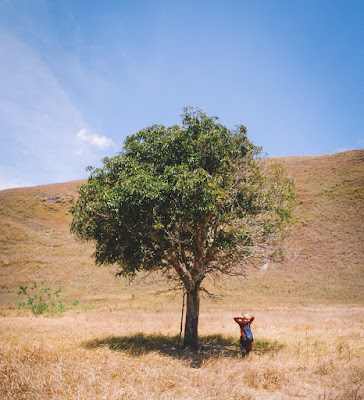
left=0, top=0, right=363, bottom=189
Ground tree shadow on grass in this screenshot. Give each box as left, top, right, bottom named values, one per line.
left=83, top=333, right=284, bottom=368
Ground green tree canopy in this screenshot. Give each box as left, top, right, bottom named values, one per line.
left=71, top=107, right=294, bottom=349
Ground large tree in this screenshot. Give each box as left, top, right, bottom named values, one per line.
left=70, top=107, right=294, bottom=349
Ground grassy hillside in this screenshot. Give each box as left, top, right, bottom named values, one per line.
left=241, top=149, right=364, bottom=304
left=1, top=150, right=363, bottom=400
left=0, top=149, right=363, bottom=309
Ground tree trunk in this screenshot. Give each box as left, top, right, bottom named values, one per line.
left=183, top=285, right=200, bottom=350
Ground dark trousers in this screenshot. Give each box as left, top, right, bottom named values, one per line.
left=240, top=337, right=253, bottom=356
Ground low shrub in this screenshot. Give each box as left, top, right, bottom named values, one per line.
left=16, top=282, right=68, bottom=315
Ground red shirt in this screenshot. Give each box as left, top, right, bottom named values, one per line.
left=234, top=316, right=255, bottom=340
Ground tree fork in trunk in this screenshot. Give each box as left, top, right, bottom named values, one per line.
left=183, top=284, right=200, bottom=350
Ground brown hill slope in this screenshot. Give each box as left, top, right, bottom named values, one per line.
left=0, top=150, right=363, bottom=308
left=239, top=149, right=364, bottom=304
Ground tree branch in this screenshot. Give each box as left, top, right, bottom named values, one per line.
left=162, top=251, right=194, bottom=291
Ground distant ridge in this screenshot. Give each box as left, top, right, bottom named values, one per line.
left=0, top=150, right=363, bottom=307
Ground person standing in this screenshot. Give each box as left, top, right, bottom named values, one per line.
left=234, top=313, right=255, bottom=356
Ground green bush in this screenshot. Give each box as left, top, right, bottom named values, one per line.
left=16, top=282, right=68, bottom=315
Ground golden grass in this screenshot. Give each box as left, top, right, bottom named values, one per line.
left=1, top=305, right=363, bottom=399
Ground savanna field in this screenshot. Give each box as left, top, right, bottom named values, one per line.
left=1, top=150, right=363, bottom=399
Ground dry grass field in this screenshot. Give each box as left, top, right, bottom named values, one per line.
left=1, top=307, right=363, bottom=399
left=0, top=150, right=363, bottom=399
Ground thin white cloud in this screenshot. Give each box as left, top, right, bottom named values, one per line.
left=0, top=165, right=34, bottom=190
left=335, top=147, right=353, bottom=153
left=0, top=178, right=32, bottom=191
left=0, top=30, right=109, bottom=187
left=0, top=180, right=30, bottom=191
left=335, top=137, right=364, bottom=154
left=76, top=128, right=115, bottom=150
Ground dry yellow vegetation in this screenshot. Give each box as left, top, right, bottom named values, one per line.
left=1, top=307, right=363, bottom=399
left=0, top=150, right=363, bottom=399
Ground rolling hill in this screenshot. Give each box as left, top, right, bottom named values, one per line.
left=0, top=149, right=363, bottom=309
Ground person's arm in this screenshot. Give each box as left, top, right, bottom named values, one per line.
left=249, top=316, right=255, bottom=325
left=234, top=317, right=243, bottom=324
